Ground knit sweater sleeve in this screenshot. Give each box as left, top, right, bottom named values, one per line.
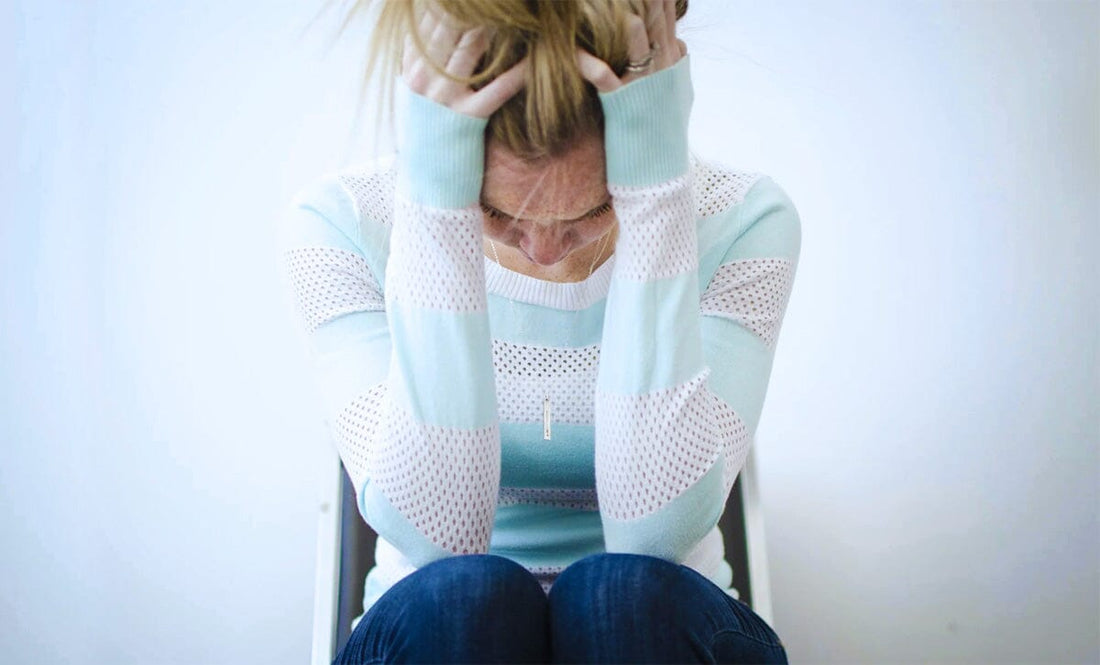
left=594, top=57, right=801, bottom=561
left=278, top=91, right=500, bottom=567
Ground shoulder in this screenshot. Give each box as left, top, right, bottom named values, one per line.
left=691, top=158, right=766, bottom=220
left=690, top=157, right=802, bottom=276
left=327, top=154, right=399, bottom=232
left=691, top=157, right=800, bottom=231
left=283, top=155, right=398, bottom=251
left=294, top=154, right=396, bottom=218
left=691, top=157, right=801, bottom=231
left=280, top=156, right=398, bottom=278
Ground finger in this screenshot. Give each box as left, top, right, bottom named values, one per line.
left=446, top=27, right=488, bottom=78
left=676, top=38, right=688, bottom=59
left=660, top=0, right=678, bottom=67
left=622, top=11, right=650, bottom=83
left=458, top=56, right=528, bottom=118
left=643, top=0, right=679, bottom=70
left=424, top=9, right=462, bottom=70
left=403, top=9, right=436, bottom=78
left=665, top=0, right=677, bottom=46
left=402, top=33, right=416, bottom=75
left=576, top=49, right=621, bottom=93
left=624, top=12, right=649, bottom=65
left=644, top=0, right=668, bottom=56
left=415, top=7, right=436, bottom=53
left=402, top=33, right=433, bottom=93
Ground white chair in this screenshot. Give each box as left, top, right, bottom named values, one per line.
left=310, top=445, right=775, bottom=665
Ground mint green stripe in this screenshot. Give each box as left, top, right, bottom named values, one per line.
left=288, top=174, right=362, bottom=248
left=387, top=300, right=496, bottom=428
left=598, top=273, right=704, bottom=394
left=599, top=57, right=693, bottom=187
left=311, top=311, right=391, bottom=410
left=360, top=481, right=451, bottom=567
left=696, top=207, right=740, bottom=281
left=499, top=423, right=596, bottom=488
left=700, top=317, right=774, bottom=435
left=726, top=176, right=802, bottom=261
left=398, top=90, right=488, bottom=208
left=488, top=295, right=605, bottom=346
left=602, top=461, right=725, bottom=562
left=491, top=505, right=604, bottom=563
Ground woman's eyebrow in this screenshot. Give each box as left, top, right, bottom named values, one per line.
left=480, top=198, right=612, bottom=222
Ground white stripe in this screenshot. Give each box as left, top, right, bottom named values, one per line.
left=368, top=403, right=499, bottom=554
left=493, top=340, right=599, bottom=425
left=700, top=258, right=795, bottom=349
left=595, top=370, right=721, bottom=520
left=283, top=247, right=383, bottom=333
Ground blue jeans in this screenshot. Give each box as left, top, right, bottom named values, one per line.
left=333, top=553, right=788, bottom=664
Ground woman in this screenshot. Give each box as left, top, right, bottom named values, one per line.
left=280, top=0, right=800, bottom=661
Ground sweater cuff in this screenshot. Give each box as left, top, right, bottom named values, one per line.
left=598, top=56, right=693, bottom=187
left=398, top=88, right=489, bottom=209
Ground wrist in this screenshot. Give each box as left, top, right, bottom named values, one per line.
left=598, top=56, right=693, bottom=187
left=397, top=86, right=489, bottom=209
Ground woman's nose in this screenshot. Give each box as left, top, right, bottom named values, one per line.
left=520, top=227, right=571, bottom=266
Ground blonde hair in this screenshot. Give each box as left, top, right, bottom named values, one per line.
left=348, top=0, right=687, bottom=159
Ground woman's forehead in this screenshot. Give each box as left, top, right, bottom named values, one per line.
left=482, top=137, right=608, bottom=218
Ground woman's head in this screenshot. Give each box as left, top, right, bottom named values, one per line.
left=481, top=131, right=613, bottom=267
left=361, top=0, right=687, bottom=159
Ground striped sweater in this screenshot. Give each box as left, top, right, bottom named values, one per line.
left=279, top=57, right=801, bottom=623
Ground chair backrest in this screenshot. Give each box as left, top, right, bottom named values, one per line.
left=310, top=447, right=774, bottom=664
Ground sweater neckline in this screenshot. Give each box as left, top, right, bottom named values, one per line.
left=483, top=254, right=614, bottom=311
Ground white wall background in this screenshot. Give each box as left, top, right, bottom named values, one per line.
left=3, top=0, right=1097, bottom=663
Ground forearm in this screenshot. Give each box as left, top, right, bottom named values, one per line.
left=592, top=58, right=724, bottom=560
left=369, top=89, right=502, bottom=561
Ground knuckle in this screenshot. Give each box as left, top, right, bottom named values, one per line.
left=405, top=67, right=432, bottom=93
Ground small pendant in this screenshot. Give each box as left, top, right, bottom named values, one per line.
left=543, top=396, right=552, bottom=440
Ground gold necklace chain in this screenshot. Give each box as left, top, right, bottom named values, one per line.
left=485, top=226, right=615, bottom=440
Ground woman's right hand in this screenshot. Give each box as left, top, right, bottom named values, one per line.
left=402, top=8, right=527, bottom=119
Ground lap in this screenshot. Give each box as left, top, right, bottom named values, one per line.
left=333, top=554, right=549, bottom=664
left=549, top=553, right=787, bottom=664
left=333, top=552, right=787, bottom=665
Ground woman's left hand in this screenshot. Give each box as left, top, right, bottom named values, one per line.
left=575, top=0, right=687, bottom=93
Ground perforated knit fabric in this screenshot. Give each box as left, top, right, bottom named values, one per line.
left=283, top=247, right=384, bottom=333
left=368, top=403, right=500, bottom=554
left=693, top=160, right=762, bottom=219
left=282, top=99, right=800, bottom=619
left=529, top=565, right=566, bottom=594
left=386, top=198, right=486, bottom=312
left=700, top=258, right=796, bottom=350
left=609, top=175, right=698, bottom=282
left=709, top=390, right=751, bottom=498
left=339, top=170, right=397, bottom=228
left=492, top=340, right=599, bottom=425
left=334, top=384, right=389, bottom=492
left=282, top=58, right=801, bottom=623
left=594, top=370, right=722, bottom=521
left=498, top=487, right=599, bottom=511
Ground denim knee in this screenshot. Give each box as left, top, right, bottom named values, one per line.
left=338, top=554, right=550, bottom=664
left=547, top=553, right=787, bottom=664
left=550, top=552, right=682, bottom=603
left=408, top=553, right=546, bottom=608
